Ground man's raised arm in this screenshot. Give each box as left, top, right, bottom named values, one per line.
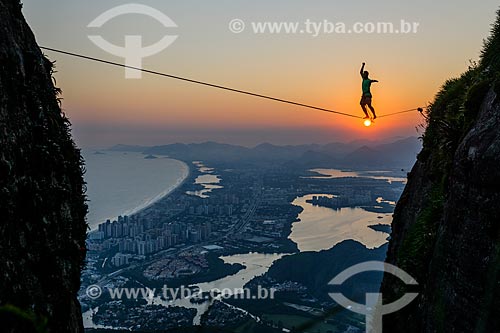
left=360, top=62, right=365, bottom=77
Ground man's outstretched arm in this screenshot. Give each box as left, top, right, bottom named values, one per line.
left=360, top=62, right=365, bottom=77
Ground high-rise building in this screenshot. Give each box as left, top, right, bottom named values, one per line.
left=137, top=240, right=146, bottom=256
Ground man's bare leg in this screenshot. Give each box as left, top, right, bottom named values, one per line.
left=368, top=103, right=377, bottom=119
left=361, top=105, right=370, bottom=119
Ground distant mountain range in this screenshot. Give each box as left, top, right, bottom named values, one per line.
left=109, top=136, right=422, bottom=170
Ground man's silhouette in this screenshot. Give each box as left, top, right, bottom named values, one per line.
left=360, top=62, right=378, bottom=119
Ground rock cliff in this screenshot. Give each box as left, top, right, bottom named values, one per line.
left=0, top=0, right=87, bottom=332
left=381, top=10, right=500, bottom=333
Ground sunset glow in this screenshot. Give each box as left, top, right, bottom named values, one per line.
left=22, top=0, right=499, bottom=146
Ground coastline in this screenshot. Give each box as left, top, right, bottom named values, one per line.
left=89, top=158, right=190, bottom=231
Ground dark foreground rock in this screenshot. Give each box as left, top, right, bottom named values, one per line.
left=381, top=10, right=500, bottom=333
left=0, top=0, right=87, bottom=332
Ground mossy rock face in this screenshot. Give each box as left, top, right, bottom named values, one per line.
left=0, top=305, right=48, bottom=333
left=481, top=9, right=500, bottom=74
left=397, top=185, right=443, bottom=279
left=0, top=1, right=87, bottom=332
left=464, top=79, right=493, bottom=126
left=381, top=10, right=500, bottom=333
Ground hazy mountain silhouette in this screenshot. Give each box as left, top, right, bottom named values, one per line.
left=109, top=136, right=421, bottom=169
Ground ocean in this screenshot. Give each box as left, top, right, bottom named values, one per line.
left=82, top=150, right=188, bottom=230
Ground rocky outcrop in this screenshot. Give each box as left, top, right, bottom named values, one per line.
left=0, top=0, right=87, bottom=332
left=381, top=10, right=500, bottom=333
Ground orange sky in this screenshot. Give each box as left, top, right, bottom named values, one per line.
left=23, top=0, right=499, bottom=147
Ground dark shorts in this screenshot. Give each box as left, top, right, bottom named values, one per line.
left=360, top=95, right=372, bottom=105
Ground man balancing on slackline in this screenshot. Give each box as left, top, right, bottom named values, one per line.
left=360, top=62, right=378, bottom=120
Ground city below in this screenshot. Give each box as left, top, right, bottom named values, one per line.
left=81, top=154, right=407, bottom=332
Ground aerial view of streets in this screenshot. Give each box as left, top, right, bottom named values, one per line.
left=81, top=155, right=407, bottom=332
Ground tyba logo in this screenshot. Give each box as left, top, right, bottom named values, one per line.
left=328, top=261, right=418, bottom=333
left=88, top=4, right=178, bottom=79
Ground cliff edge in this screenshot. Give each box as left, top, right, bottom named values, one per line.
left=0, top=0, right=87, bottom=332
left=381, top=10, right=500, bottom=333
